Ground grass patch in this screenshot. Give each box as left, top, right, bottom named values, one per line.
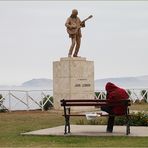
left=0, top=107, right=148, bottom=147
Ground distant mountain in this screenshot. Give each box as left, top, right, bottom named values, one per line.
left=0, top=78, right=53, bottom=90
left=0, top=75, right=148, bottom=90
left=22, top=78, right=53, bottom=89
left=95, top=75, right=148, bottom=90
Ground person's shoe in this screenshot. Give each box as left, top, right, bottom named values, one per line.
left=73, top=55, right=77, bottom=57
left=73, top=55, right=81, bottom=58
left=106, top=130, right=113, bottom=133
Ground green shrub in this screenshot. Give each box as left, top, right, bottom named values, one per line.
left=130, top=112, right=148, bottom=126
left=126, top=89, right=132, bottom=96
left=141, top=89, right=148, bottom=103
left=76, top=117, right=107, bottom=125
left=0, top=94, right=7, bottom=112
left=115, top=112, right=148, bottom=126
left=95, top=92, right=106, bottom=100
left=134, top=99, right=141, bottom=104
left=40, top=95, right=53, bottom=111
left=87, top=120, right=99, bottom=125
left=114, top=116, right=127, bottom=125
left=134, top=99, right=147, bottom=104
left=140, top=99, right=147, bottom=104
left=76, top=112, right=148, bottom=126
left=76, top=119, right=85, bottom=125
left=0, top=109, right=7, bottom=113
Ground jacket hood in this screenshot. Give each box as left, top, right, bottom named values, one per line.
left=105, top=82, right=119, bottom=92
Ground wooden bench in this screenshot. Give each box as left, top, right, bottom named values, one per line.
left=60, top=99, right=131, bottom=135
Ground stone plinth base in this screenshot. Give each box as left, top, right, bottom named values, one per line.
left=53, top=57, right=94, bottom=110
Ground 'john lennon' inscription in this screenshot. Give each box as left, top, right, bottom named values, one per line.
left=78, top=79, right=87, bottom=81
left=75, top=84, right=91, bottom=87
left=82, top=84, right=91, bottom=87
left=75, top=84, right=81, bottom=87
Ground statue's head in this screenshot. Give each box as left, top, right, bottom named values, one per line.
left=71, top=9, right=78, bottom=17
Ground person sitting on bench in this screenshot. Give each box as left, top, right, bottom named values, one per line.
left=101, top=82, right=129, bottom=133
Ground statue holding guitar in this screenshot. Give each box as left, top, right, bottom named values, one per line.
left=65, top=9, right=93, bottom=57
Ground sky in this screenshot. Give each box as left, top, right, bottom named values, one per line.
left=0, top=1, right=148, bottom=85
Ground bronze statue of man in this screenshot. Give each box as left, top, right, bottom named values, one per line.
left=65, top=9, right=93, bottom=57
left=65, top=9, right=85, bottom=57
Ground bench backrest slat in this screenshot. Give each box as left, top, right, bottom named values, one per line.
left=60, top=99, right=131, bottom=107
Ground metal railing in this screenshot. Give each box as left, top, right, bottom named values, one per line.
left=95, top=88, right=148, bottom=103
left=0, top=88, right=147, bottom=111
left=0, top=90, right=53, bottom=111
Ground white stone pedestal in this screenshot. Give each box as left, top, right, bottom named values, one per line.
left=53, top=57, right=94, bottom=110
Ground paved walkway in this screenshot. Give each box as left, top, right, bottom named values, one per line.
left=21, top=125, right=148, bottom=137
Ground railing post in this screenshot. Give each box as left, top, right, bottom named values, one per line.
left=8, top=90, right=11, bottom=112
left=26, top=91, right=29, bottom=111
left=101, top=92, right=103, bottom=100
left=41, top=92, right=44, bottom=111
left=146, top=90, right=148, bottom=103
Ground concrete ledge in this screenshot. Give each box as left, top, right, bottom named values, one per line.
left=60, top=57, right=86, bottom=61
left=21, top=125, right=148, bottom=137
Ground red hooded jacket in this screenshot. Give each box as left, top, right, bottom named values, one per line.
left=105, top=82, right=129, bottom=115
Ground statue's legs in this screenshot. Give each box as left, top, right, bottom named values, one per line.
left=68, top=37, right=76, bottom=57
left=73, top=36, right=81, bottom=57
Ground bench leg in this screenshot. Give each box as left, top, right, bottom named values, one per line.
left=64, top=117, right=67, bottom=134
left=67, top=107, right=70, bottom=133
left=64, top=108, right=71, bottom=134
left=67, top=116, right=70, bottom=133
left=126, top=115, right=130, bottom=135
left=64, top=116, right=70, bottom=134
left=126, top=108, right=130, bottom=135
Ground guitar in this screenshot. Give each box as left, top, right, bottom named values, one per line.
left=67, top=15, right=93, bottom=35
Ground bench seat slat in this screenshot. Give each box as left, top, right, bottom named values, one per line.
left=62, top=114, right=130, bottom=117
left=62, top=103, right=107, bottom=106
left=61, top=99, right=106, bottom=102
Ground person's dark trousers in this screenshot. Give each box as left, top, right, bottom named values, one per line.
left=106, top=116, right=115, bottom=132
left=101, top=106, right=115, bottom=132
